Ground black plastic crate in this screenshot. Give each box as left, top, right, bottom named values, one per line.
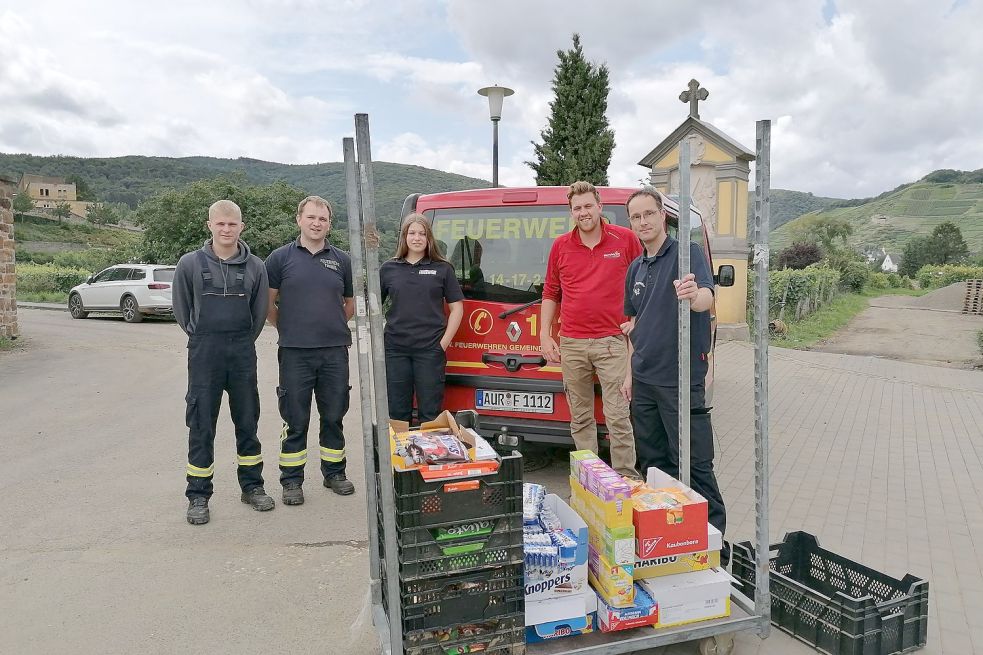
left=376, top=451, right=523, bottom=529
left=381, top=562, right=525, bottom=633
left=377, top=513, right=525, bottom=580
left=733, top=531, right=929, bottom=655
left=403, top=613, right=526, bottom=655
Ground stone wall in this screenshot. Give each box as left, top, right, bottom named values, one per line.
left=0, top=191, right=18, bottom=339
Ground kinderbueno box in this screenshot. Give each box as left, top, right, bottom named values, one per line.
left=634, top=523, right=723, bottom=579
left=633, top=466, right=709, bottom=559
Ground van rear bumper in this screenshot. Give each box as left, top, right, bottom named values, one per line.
left=470, top=415, right=609, bottom=446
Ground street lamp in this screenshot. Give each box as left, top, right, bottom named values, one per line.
left=477, top=84, right=514, bottom=188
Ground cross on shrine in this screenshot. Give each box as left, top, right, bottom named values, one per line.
left=679, top=79, right=709, bottom=119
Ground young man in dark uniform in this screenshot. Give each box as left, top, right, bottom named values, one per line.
left=621, top=187, right=726, bottom=539
left=173, top=199, right=274, bottom=525
left=266, top=196, right=355, bottom=506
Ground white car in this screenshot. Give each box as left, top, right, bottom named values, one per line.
left=68, top=264, right=176, bottom=323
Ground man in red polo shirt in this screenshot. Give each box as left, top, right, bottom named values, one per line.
left=540, top=181, right=643, bottom=476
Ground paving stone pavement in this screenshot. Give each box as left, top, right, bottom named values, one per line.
left=528, top=342, right=983, bottom=654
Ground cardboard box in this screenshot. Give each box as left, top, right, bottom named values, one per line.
left=569, top=478, right=635, bottom=565
left=569, top=449, right=600, bottom=479
left=588, top=545, right=635, bottom=608
left=525, top=589, right=596, bottom=627
left=639, top=567, right=733, bottom=628
left=525, top=612, right=596, bottom=643
left=634, top=467, right=709, bottom=559
left=525, top=494, right=589, bottom=603
left=595, top=583, right=658, bottom=632
left=634, top=523, right=722, bottom=579
left=388, top=411, right=500, bottom=481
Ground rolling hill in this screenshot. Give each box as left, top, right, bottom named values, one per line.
left=0, top=153, right=489, bottom=233
left=771, top=179, right=983, bottom=254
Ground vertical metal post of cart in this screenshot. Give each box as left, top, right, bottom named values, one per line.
left=752, top=119, right=772, bottom=636
left=353, top=113, right=402, bottom=655
left=344, top=137, right=382, bottom=610
left=677, top=139, right=692, bottom=488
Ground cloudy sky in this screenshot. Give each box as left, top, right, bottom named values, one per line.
left=1, top=0, right=980, bottom=197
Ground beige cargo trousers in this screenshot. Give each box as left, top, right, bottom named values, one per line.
left=559, top=334, right=637, bottom=476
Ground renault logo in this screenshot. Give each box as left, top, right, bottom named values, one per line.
left=506, top=321, right=522, bottom=343
left=469, top=308, right=493, bottom=335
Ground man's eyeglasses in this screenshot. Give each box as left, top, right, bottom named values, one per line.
left=629, top=209, right=662, bottom=222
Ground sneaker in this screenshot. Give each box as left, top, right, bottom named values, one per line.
left=187, top=497, right=210, bottom=525
left=282, top=483, right=305, bottom=506
left=324, top=473, right=355, bottom=496
left=240, top=486, right=275, bottom=511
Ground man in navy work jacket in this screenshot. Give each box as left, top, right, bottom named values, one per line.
left=266, top=195, right=355, bottom=506
left=621, top=187, right=726, bottom=540
left=173, top=199, right=274, bottom=525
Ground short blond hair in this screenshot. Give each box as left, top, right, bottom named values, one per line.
left=296, top=195, right=332, bottom=219
left=567, top=181, right=600, bottom=207
left=208, top=199, right=242, bottom=221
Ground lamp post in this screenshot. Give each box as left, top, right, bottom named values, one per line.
left=477, top=85, right=514, bottom=188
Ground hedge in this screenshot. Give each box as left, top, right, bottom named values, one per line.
left=16, top=263, right=93, bottom=294
left=915, top=265, right=983, bottom=289
left=748, top=265, right=841, bottom=325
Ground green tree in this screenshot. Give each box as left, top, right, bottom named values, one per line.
left=789, top=213, right=854, bottom=252
left=528, top=34, right=615, bottom=185
left=52, top=203, right=72, bottom=224
left=133, top=176, right=322, bottom=263
left=12, top=192, right=34, bottom=220
left=926, top=221, right=968, bottom=265
left=86, top=202, right=122, bottom=225
left=66, top=174, right=95, bottom=201
left=899, top=235, right=932, bottom=277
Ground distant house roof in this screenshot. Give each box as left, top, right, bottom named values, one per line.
left=18, top=173, right=71, bottom=188
left=637, top=116, right=755, bottom=168
left=0, top=174, right=17, bottom=185
left=886, top=252, right=902, bottom=263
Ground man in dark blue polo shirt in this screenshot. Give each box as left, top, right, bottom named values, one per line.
left=266, top=195, right=355, bottom=505
left=621, top=187, right=726, bottom=539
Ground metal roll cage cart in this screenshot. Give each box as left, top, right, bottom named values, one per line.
left=346, top=114, right=774, bottom=655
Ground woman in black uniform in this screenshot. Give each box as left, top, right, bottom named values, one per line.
left=380, top=213, right=464, bottom=423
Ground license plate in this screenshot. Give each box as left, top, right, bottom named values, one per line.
left=475, top=390, right=554, bottom=414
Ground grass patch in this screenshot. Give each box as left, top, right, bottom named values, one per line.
left=860, top=287, right=927, bottom=298
left=772, top=293, right=869, bottom=349
left=977, top=329, right=983, bottom=358
left=16, top=291, right=68, bottom=303
left=13, top=216, right=139, bottom=248
left=0, top=336, right=16, bottom=351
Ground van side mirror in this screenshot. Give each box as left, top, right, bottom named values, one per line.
left=715, top=265, right=735, bottom=287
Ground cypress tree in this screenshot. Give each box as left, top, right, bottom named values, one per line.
left=528, top=34, right=615, bottom=186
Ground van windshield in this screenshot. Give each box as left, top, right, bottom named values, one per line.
left=429, top=205, right=629, bottom=304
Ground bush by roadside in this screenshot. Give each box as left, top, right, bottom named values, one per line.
left=916, top=264, right=983, bottom=289
left=16, top=263, right=92, bottom=296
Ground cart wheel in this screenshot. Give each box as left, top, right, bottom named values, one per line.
left=698, top=633, right=735, bottom=655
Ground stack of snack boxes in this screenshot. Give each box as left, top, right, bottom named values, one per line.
left=569, top=451, right=732, bottom=634
left=380, top=411, right=526, bottom=655
left=522, top=483, right=596, bottom=643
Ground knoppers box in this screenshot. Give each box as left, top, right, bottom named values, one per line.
left=525, top=494, right=589, bottom=603
left=634, top=467, right=709, bottom=559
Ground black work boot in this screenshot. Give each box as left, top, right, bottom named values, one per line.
left=187, top=497, right=210, bottom=525
left=324, top=473, right=355, bottom=496
left=241, top=486, right=275, bottom=511
left=282, top=483, right=305, bottom=506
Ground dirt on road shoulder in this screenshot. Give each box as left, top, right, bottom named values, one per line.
left=815, top=294, right=983, bottom=369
